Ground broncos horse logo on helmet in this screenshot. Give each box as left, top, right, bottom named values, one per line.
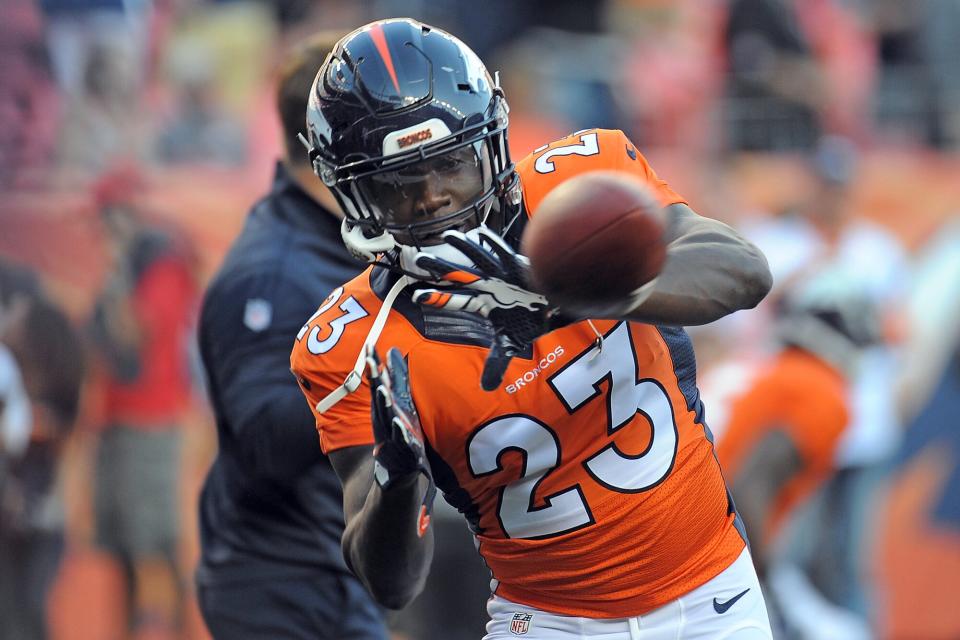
left=303, top=18, right=521, bottom=274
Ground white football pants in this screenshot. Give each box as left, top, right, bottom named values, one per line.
left=484, top=547, right=772, bottom=639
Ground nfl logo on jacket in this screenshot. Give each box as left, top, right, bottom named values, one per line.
left=510, top=612, right=533, bottom=636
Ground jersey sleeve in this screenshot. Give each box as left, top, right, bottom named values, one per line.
left=783, top=382, right=848, bottom=473
left=515, top=128, right=687, bottom=215
left=289, top=283, right=379, bottom=454
left=718, top=360, right=847, bottom=478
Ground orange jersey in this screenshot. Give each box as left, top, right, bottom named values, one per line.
left=716, top=349, right=849, bottom=540
left=291, top=129, right=746, bottom=617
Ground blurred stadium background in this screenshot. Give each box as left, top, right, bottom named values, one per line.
left=1, top=0, right=958, bottom=638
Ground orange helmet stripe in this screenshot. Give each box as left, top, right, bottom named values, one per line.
left=368, top=23, right=401, bottom=94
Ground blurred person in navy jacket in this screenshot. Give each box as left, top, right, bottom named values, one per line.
left=194, top=32, right=386, bottom=640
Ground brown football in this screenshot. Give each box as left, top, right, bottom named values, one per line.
left=521, top=170, right=667, bottom=310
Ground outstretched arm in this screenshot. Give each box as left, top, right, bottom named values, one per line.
left=328, top=445, right=433, bottom=609
left=326, top=348, right=436, bottom=609
left=622, top=203, right=772, bottom=326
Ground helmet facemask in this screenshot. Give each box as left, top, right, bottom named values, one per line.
left=309, top=92, right=518, bottom=268
left=357, top=140, right=493, bottom=247
left=375, top=117, right=514, bottom=279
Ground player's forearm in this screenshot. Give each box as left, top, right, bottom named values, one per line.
left=624, top=218, right=771, bottom=326
left=342, top=473, right=434, bottom=609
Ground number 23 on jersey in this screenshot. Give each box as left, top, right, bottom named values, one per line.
left=468, top=322, right=679, bottom=540
left=297, top=287, right=369, bottom=355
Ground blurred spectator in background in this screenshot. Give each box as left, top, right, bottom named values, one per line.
left=717, top=270, right=878, bottom=640
left=612, top=1, right=724, bottom=152
left=38, top=0, right=149, bottom=100
left=38, top=0, right=151, bottom=174
left=723, top=0, right=825, bottom=151
left=453, top=0, right=625, bottom=136
left=155, top=40, right=247, bottom=167
left=869, top=0, right=960, bottom=149
left=0, top=0, right=59, bottom=186
left=789, top=0, right=875, bottom=143
left=869, top=0, right=939, bottom=147
left=194, top=33, right=387, bottom=640
left=512, top=0, right=627, bottom=133
left=86, top=166, right=198, bottom=637
left=0, top=259, right=85, bottom=640
left=923, top=0, right=960, bottom=150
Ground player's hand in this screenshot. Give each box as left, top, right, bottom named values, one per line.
left=365, top=346, right=436, bottom=537
left=412, top=227, right=571, bottom=391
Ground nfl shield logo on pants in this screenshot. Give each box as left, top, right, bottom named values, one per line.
left=510, top=612, right=533, bottom=636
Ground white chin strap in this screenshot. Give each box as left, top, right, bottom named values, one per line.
left=341, top=219, right=396, bottom=262
left=397, top=225, right=485, bottom=280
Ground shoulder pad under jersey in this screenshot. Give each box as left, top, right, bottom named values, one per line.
left=515, top=128, right=686, bottom=215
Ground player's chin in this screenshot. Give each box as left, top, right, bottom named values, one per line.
left=400, top=221, right=476, bottom=248
left=395, top=232, right=445, bottom=248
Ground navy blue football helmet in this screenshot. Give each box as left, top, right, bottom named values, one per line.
left=303, top=18, right=520, bottom=265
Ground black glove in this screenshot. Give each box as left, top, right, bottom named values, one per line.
left=366, top=346, right=436, bottom=537
left=412, top=227, right=570, bottom=391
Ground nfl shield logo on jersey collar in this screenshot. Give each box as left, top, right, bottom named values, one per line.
left=510, top=612, right=533, bottom=636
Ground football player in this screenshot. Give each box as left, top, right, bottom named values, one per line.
left=715, top=271, right=878, bottom=639
left=291, top=18, right=774, bottom=639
